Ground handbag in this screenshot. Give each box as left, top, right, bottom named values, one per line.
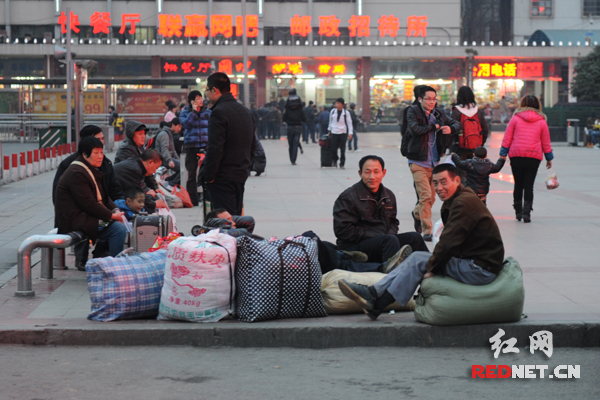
left=235, top=236, right=327, bottom=322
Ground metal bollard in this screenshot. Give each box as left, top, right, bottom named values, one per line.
left=40, top=248, right=55, bottom=280
left=53, top=248, right=68, bottom=270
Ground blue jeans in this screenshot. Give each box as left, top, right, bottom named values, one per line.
left=348, top=129, right=358, bottom=150
left=303, top=121, right=316, bottom=143
left=591, top=130, right=600, bottom=145
left=97, top=222, right=128, bottom=257
left=373, top=251, right=497, bottom=306
left=287, top=125, right=302, bottom=163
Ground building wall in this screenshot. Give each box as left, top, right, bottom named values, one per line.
left=514, top=0, right=596, bottom=40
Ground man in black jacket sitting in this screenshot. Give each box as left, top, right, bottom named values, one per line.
left=201, top=72, right=256, bottom=216
left=333, top=155, right=429, bottom=269
left=113, top=149, right=165, bottom=213
left=404, top=85, right=461, bottom=241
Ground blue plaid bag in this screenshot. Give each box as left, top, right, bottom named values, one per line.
left=86, top=250, right=167, bottom=322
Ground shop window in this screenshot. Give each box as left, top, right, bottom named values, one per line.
left=8, top=25, right=55, bottom=41
left=530, top=1, right=554, bottom=18
left=583, top=0, right=600, bottom=16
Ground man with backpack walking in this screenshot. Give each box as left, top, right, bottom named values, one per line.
left=404, top=86, right=460, bottom=241
left=283, top=89, right=306, bottom=165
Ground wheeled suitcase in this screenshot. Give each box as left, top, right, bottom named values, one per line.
left=319, top=135, right=334, bottom=168
left=131, top=214, right=174, bottom=253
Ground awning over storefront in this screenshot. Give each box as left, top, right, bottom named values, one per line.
left=528, top=30, right=600, bottom=46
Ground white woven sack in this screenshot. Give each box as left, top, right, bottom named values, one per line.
left=158, top=230, right=237, bottom=322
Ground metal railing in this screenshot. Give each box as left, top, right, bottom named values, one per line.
left=15, top=229, right=85, bottom=297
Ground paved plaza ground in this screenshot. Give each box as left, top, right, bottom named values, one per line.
left=0, top=130, right=598, bottom=346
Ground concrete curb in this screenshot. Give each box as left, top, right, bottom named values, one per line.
left=1, top=320, right=598, bottom=348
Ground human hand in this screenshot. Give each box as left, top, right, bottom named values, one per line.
left=423, top=272, right=435, bottom=279
left=441, top=126, right=451, bottom=134
left=110, top=211, right=125, bottom=221
left=348, top=134, right=353, bottom=141
left=155, top=200, right=168, bottom=209
left=435, top=124, right=440, bottom=130
left=500, top=156, right=507, bottom=160
left=147, top=189, right=156, bottom=197
left=546, top=160, right=552, bottom=169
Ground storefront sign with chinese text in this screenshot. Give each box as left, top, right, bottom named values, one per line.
left=472, top=61, right=561, bottom=79
left=267, top=60, right=357, bottom=77
left=161, top=59, right=255, bottom=77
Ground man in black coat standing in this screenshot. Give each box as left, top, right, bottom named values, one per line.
left=201, top=72, right=257, bottom=216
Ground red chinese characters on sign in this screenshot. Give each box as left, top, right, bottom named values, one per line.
left=378, top=15, right=400, bottom=37
left=120, top=13, right=141, bottom=35
left=198, top=63, right=212, bottom=73
left=473, top=63, right=518, bottom=78
left=332, top=64, right=346, bottom=74
left=349, top=15, right=370, bottom=38
left=318, top=15, right=341, bottom=37
left=158, top=14, right=184, bottom=37
left=218, top=59, right=233, bottom=75
left=406, top=15, right=428, bottom=37
left=518, top=62, right=544, bottom=78
left=235, top=15, right=259, bottom=38
left=181, top=62, right=195, bottom=74
left=211, top=15, right=233, bottom=38
left=236, top=61, right=256, bottom=75
left=90, top=12, right=111, bottom=35
left=184, top=15, right=209, bottom=38
left=58, top=11, right=81, bottom=34
left=318, top=64, right=331, bottom=74
left=290, top=15, right=312, bottom=37
left=271, top=63, right=303, bottom=75
left=164, top=63, right=178, bottom=73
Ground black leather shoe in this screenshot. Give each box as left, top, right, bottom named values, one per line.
left=422, top=234, right=433, bottom=242
left=412, top=211, right=422, bottom=234
left=338, top=280, right=381, bottom=320
left=75, top=258, right=87, bottom=272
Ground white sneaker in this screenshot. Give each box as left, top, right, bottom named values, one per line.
left=594, top=144, right=600, bottom=149
left=355, top=149, right=362, bottom=152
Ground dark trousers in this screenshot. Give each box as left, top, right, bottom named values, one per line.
left=287, top=125, right=302, bottom=164
left=206, top=178, right=245, bottom=216
left=319, top=124, right=328, bottom=137
left=268, top=122, right=279, bottom=139
left=258, top=122, right=267, bottom=139
left=185, top=147, right=201, bottom=206
left=303, top=122, right=316, bottom=143
left=330, top=134, right=348, bottom=167
left=303, top=231, right=381, bottom=275
left=510, top=157, right=541, bottom=204
left=339, top=233, right=429, bottom=264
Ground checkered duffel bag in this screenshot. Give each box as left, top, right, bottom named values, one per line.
left=235, top=236, right=327, bottom=322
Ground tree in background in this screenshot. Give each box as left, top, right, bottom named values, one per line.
left=571, top=46, right=600, bottom=102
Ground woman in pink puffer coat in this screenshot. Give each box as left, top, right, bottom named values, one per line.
left=500, top=95, right=554, bottom=223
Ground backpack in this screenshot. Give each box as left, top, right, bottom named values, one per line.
left=287, top=95, right=301, bottom=109
left=145, top=131, right=162, bottom=150
left=459, top=112, right=483, bottom=149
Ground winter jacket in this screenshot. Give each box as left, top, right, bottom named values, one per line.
left=114, top=199, right=144, bottom=221
left=251, top=134, right=267, bottom=174
left=54, top=155, right=117, bottom=241
left=200, top=93, right=257, bottom=183
left=283, top=103, right=306, bottom=126
left=333, top=181, right=399, bottom=248
left=180, top=105, right=211, bottom=148
left=115, top=120, right=147, bottom=164
left=317, top=110, right=330, bottom=128
left=304, top=106, right=316, bottom=122
left=451, top=105, right=489, bottom=152
left=113, top=157, right=158, bottom=213
left=405, top=104, right=460, bottom=162
left=348, top=109, right=359, bottom=130
left=53, top=152, right=125, bottom=204
left=425, top=185, right=504, bottom=274
left=500, top=108, right=554, bottom=161
left=164, top=110, right=176, bottom=123
left=451, top=154, right=505, bottom=196
left=155, top=127, right=179, bottom=166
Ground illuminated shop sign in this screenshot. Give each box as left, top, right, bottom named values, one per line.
left=162, top=59, right=255, bottom=76
left=267, top=60, right=357, bottom=77
left=57, top=11, right=428, bottom=39
left=472, top=61, right=561, bottom=79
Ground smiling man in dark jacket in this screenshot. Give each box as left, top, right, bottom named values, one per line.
left=200, top=72, right=257, bottom=216
left=333, top=155, right=428, bottom=269
left=338, top=163, right=504, bottom=320
left=404, top=85, right=460, bottom=241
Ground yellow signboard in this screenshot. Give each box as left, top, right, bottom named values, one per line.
left=33, top=91, right=104, bottom=114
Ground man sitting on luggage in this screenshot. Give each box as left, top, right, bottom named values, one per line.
left=333, top=155, right=429, bottom=267
left=113, top=149, right=166, bottom=213
left=338, top=163, right=505, bottom=320
left=54, top=137, right=127, bottom=269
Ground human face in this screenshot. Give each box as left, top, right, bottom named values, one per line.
left=432, top=171, right=461, bottom=201
left=144, top=160, right=160, bottom=175
left=216, top=211, right=236, bottom=228
left=335, top=101, right=344, bottom=110
left=133, top=130, right=146, bottom=147
left=94, top=132, right=105, bottom=146
left=205, top=86, right=218, bottom=103
left=84, top=147, right=103, bottom=168
left=420, top=91, right=437, bottom=112
left=359, top=159, right=386, bottom=193
left=126, top=193, right=146, bottom=213
left=172, top=124, right=182, bottom=134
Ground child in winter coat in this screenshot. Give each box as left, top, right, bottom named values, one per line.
left=115, top=187, right=146, bottom=221
left=451, top=146, right=505, bottom=205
